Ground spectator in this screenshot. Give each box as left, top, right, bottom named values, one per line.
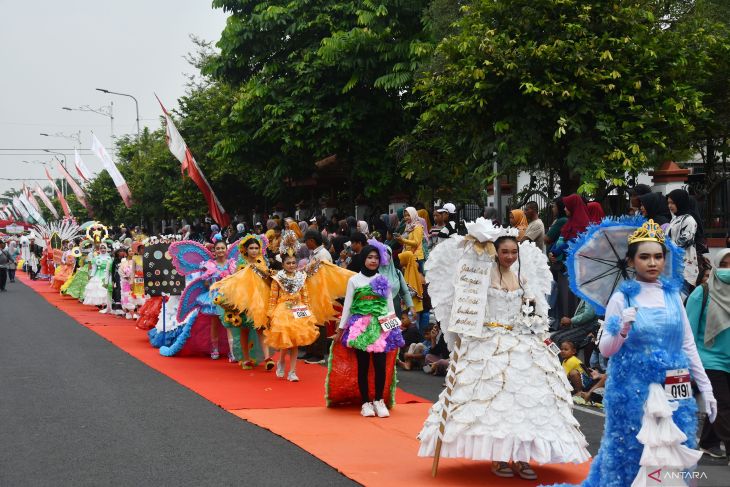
left=638, top=192, right=671, bottom=228
left=686, top=249, right=730, bottom=459
left=555, top=300, right=601, bottom=362
left=346, top=232, right=368, bottom=272
left=398, top=251, right=424, bottom=323
left=667, top=189, right=700, bottom=298
left=0, top=240, right=10, bottom=292
left=396, top=207, right=426, bottom=273
left=429, top=210, right=444, bottom=247
left=559, top=341, right=587, bottom=394
left=586, top=201, right=606, bottom=225
left=509, top=209, right=529, bottom=240
left=544, top=197, right=567, bottom=247
left=436, top=203, right=458, bottom=243
left=305, top=230, right=332, bottom=263
left=399, top=322, right=432, bottom=371
left=423, top=324, right=449, bottom=376
left=521, top=201, right=545, bottom=251
left=6, top=240, right=19, bottom=283
left=484, top=206, right=500, bottom=226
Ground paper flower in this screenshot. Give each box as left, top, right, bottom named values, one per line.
left=371, top=275, right=391, bottom=298
left=465, top=217, right=518, bottom=243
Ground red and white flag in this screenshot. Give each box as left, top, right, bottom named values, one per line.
left=156, top=95, right=230, bottom=228
left=23, top=184, right=41, bottom=212
left=91, top=133, right=133, bottom=208
left=34, top=183, right=60, bottom=219
left=55, top=162, right=93, bottom=215
left=12, top=196, right=30, bottom=221
left=74, top=148, right=93, bottom=183
left=45, top=167, right=71, bottom=217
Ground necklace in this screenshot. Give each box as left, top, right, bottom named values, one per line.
left=275, top=270, right=306, bottom=294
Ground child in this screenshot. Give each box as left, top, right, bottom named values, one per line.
left=559, top=340, right=589, bottom=395
left=423, top=323, right=449, bottom=376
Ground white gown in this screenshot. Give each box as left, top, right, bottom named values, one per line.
left=418, top=285, right=590, bottom=464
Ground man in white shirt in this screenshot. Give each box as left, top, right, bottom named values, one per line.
left=305, top=230, right=332, bottom=263
left=521, top=201, right=545, bottom=251
left=436, top=203, right=458, bottom=244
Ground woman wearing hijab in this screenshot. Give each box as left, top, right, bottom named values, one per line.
left=417, top=209, right=432, bottom=232
left=357, top=220, right=370, bottom=237
left=638, top=192, right=672, bottom=228
left=544, top=197, right=567, bottom=247
left=560, top=194, right=590, bottom=242
left=377, top=244, right=415, bottom=318
left=667, top=189, right=700, bottom=295
left=686, top=249, right=730, bottom=459
left=398, top=250, right=423, bottom=322
left=586, top=201, right=606, bottom=224
left=509, top=209, right=529, bottom=240
left=396, top=207, right=425, bottom=272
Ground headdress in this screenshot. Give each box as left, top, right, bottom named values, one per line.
left=278, top=230, right=301, bottom=257
left=628, top=219, right=665, bottom=245
left=238, top=234, right=267, bottom=255
left=366, top=238, right=390, bottom=266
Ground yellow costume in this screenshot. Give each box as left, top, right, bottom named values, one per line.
left=212, top=257, right=272, bottom=328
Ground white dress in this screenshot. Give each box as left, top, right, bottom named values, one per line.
left=418, top=285, right=590, bottom=464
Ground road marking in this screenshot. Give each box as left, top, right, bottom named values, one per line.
left=573, top=405, right=606, bottom=418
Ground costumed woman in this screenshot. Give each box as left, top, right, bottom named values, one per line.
left=211, top=234, right=274, bottom=370
left=52, top=241, right=76, bottom=291
left=83, top=243, right=113, bottom=310
left=418, top=218, right=589, bottom=481
left=126, top=242, right=147, bottom=319
left=555, top=219, right=717, bottom=487
left=331, top=241, right=405, bottom=418
left=63, top=243, right=92, bottom=301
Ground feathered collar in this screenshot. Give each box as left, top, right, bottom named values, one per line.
left=273, top=270, right=306, bottom=294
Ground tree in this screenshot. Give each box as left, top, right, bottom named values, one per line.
left=205, top=0, right=431, bottom=201
left=399, top=0, right=718, bottom=194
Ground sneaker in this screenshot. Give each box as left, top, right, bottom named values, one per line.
left=491, top=462, right=514, bottom=478
left=373, top=399, right=390, bottom=418
left=360, top=402, right=376, bottom=417
left=210, top=348, right=220, bottom=360
left=276, top=361, right=285, bottom=378
left=287, top=371, right=299, bottom=382
left=513, top=461, right=537, bottom=480
left=701, top=445, right=726, bottom=459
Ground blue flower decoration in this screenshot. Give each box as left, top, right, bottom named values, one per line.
left=605, top=315, right=622, bottom=336
left=619, top=279, right=641, bottom=299
left=370, top=275, right=391, bottom=298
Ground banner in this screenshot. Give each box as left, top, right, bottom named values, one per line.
left=34, top=184, right=60, bottom=219
left=12, top=196, right=31, bottom=221
left=45, top=167, right=71, bottom=218
left=23, top=184, right=41, bottom=212
left=91, top=133, right=133, bottom=208
left=56, top=162, right=93, bottom=215
left=74, top=148, right=93, bottom=182
left=19, top=191, right=45, bottom=225
left=156, top=95, right=230, bottom=228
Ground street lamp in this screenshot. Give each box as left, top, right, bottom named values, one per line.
left=96, top=88, right=140, bottom=140
left=40, top=131, right=82, bottom=146
left=62, top=104, right=114, bottom=144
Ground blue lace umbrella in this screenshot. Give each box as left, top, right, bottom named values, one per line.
left=566, top=216, right=681, bottom=315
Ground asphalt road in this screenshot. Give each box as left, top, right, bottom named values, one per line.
left=1, top=278, right=727, bottom=486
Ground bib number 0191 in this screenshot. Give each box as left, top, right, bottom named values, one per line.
left=665, top=368, right=691, bottom=400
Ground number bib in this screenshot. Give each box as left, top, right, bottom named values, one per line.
left=134, top=277, right=144, bottom=285
left=291, top=306, right=312, bottom=319
left=665, top=368, right=692, bottom=400
left=544, top=338, right=561, bottom=356
left=378, top=313, right=400, bottom=332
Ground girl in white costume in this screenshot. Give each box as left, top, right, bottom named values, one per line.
left=418, top=218, right=589, bottom=480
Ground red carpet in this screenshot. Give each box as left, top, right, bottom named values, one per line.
left=21, top=272, right=591, bottom=485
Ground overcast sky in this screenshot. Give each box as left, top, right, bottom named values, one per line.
left=0, top=0, right=228, bottom=196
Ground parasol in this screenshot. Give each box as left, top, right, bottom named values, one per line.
left=567, top=216, right=682, bottom=315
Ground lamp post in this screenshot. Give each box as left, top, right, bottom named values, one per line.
left=95, top=88, right=140, bottom=140
left=62, top=104, right=114, bottom=145
left=40, top=131, right=82, bottom=146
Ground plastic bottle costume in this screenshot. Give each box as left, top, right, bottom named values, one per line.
left=64, top=249, right=92, bottom=300
left=417, top=218, right=589, bottom=466
left=553, top=219, right=716, bottom=487
left=52, top=248, right=76, bottom=290
left=83, top=250, right=113, bottom=306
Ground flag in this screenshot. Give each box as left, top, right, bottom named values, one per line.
left=74, top=148, right=93, bottom=182
left=23, top=184, right=41, bottom=212
left=156, top=95, right=230, bottom=228
left=45, top=167, right=71, bottom=217
left=20, top=191, right=45, bottom=225
left=34, top=183, right=59, bottom=219
left=91, top=133, right=133, bottom=208
left=56, top=161, right=93, bottom=215
left=12, top=196, right=31, bottom=222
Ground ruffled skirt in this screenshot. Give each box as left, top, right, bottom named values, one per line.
left=264, top=302, right=318, bottom=349
left=418, top=329, right=590, bottom=464
left=64, top=269, right=89, bottom=299
left=83, top=276, right=109, bottom=306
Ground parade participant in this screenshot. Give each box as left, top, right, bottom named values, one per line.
left=51, top=242, right=75, bottom=291
left=128, top=242, right=147, bottom=319
left=332, top=243, right=404, bottom=417
left=686, top=249, right=730, bottom=460
left=109, top=248, right=126, bottom=316
left=418, top=218, right=588, bottom=480
left=212, top=234, right=275, bottom=369
left=199, top=239, right=236, bottom=359
left=558, top=220, right=717, bottom=487
left=119, top=250, right=136, bottom=319
left=63, top=244, right=92, bottom=301
left=83, top=243, right=113, bottom=310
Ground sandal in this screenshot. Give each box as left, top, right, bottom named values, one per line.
left=491, top=461, right=514, bottom=478
left=241, top=359, right=257, bottom=370
left=264, top=357, right=275, bottom=371
left=513, top=461, right=537, bottom=480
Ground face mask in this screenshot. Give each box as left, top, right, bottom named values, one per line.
left=715, top=269, right=730, bottom=284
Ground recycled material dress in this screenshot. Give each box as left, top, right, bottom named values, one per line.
left=83, top=253, right=113, bottom=306
left=64, top=255, right=91, bottom=300
left=52, top=251, right=75, bottom=290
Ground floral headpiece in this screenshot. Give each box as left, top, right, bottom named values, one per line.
left=366, top=238, right=390, bottom=266
left=278, top=230, right=301, bottom=257
left=628, top=219, right=665, bottom=245
left=238, top=234, right=267, bottom=255
left=464, top=217, right=517, bottom=243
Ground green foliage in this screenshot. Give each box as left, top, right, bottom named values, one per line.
left=399, top=0, right=718, bottom=194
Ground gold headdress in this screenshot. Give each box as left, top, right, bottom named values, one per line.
left=628, top=219, right=665, bottom=245
left=238, top=234, right=265, bottom=255
left=278, top=230, right=301, bottom=257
